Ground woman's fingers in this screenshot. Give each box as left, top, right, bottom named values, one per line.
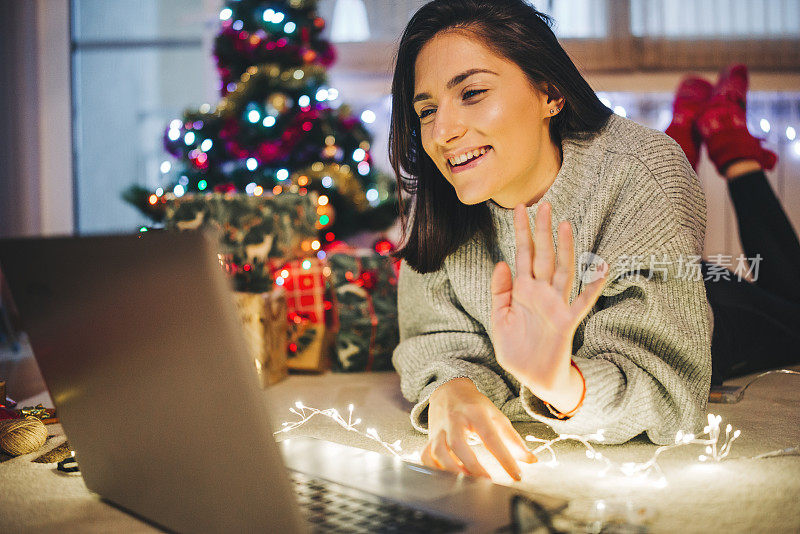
left=491, top=261, right=513, bottom=315
left=474, top=423, right=522, bottom=481
left=533, top=202, right=555, bottom=282
left=421, top=442, right=436, bottom=469
left=513, top=205, right=534, bottom=279
left=430, top=430, right=467, bottom=475
left=570, top=263, right=609, bottom=321
left=497, top=418, right=538, bottom=464
left=448, top=431, right=491, bottom=479
left=552, top=220, right=575, bottom=302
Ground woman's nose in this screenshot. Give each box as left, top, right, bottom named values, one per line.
left=432, top=105, right=466, bottom=146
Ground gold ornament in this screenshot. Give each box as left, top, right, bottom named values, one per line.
left=290, top=163, right=369, bottom=211
left=267, top=93, right=290, bottom=114
left=322, top=145, right=339, bottom=159
left=204, top=64, right=326, bottom=120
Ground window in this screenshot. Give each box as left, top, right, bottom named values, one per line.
left=71, top=0, right=220, bottom=234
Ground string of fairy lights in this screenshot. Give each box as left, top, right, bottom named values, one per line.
left=276, top=371, right=800, bottom=489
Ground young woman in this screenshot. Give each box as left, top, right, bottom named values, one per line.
left=389, top=0, right=798, bottom=481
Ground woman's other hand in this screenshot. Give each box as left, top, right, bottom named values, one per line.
left=421, top=377, right=537, bottom=480
left=491, top=202, right=608, bottom=413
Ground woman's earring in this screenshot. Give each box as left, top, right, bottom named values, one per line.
left=550, top=109, right=557, bottom=114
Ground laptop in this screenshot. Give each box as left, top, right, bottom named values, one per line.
left=0, top=231, right=566, bottom=533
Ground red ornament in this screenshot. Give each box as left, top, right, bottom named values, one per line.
left=302, top=49, right=317, bottom=63
left=358, top=270, right=378, bottom=290
left=214, top=183, right=237, bottom=194
left=374, top=238, right=395, bottom=256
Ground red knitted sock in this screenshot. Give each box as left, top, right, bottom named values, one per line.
left=696, top=64, right=777, bottom=176
left=665, top=76, right=712, bottom=170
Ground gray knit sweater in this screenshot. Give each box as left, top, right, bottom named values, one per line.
left=392, top=114, right=713, bottom=446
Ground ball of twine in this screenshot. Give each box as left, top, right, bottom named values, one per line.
left=0, top=417, right=48, bottom=456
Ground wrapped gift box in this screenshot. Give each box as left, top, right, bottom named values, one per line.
left=276, top=257, right=331, bottom=372
left=233, top=288, right=288, bottom=386
left=163, top=191, right=319, bottom=292
left=327, top=252, right=398, bottom=372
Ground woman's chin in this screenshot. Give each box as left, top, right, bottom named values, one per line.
left=454, top=187, right=491, bottom=206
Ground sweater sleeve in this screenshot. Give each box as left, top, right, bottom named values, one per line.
left=392, top=260, right=514, bottom=433
left=519, top=151, right=713, bottom=445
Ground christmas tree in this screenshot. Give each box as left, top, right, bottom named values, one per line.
left=126, top=0, right=398, bottom=241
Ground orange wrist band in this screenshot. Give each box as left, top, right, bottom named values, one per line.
left=543, top=360, right=586, bottom=420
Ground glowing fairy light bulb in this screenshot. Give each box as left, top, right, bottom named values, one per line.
left=298, top=95, right=311, bottom=107
left=786, top=126, right=796, bottom=141
left=200, top=139, right=213, bottom=152
left=316, top=88, right=329, bottom=101
left=248, top=109, right=261, bottom=123
left=184, top=132, right=196, bottom=145
left=321, top=176, right=333, bottom=188
left=263, top=116, right=276, bottom=127
left=352, top=148, right=366, bottom=162
left=246, top=158, right=258, bottom=171
left=155, top=187, right=164, bottom=196
left=160, top=161, right=171, bottom=174
left=760, top=118, right=771, bottom=133
left=276, top=168, right=289, bottom=181
left=219, top=7, right=232, bottom=20
left=361, top=109, right=376, bottom=124
left=173, top=184, right=185, bottom=197
left=169, top=119, right=182, bottom=130
left=168, top=128, right=180, bottom=141
left=284, top=22, right=296, bottom=33
left=245, top=182, right=257, bottom=195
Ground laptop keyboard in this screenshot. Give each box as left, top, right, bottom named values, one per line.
left=289, top=471, right=466, bottom=533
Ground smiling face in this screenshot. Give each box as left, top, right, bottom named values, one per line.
left=413, top=31, right=563, bottom=208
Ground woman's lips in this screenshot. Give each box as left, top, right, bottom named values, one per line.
left=448, top=146, right=492, bottom=173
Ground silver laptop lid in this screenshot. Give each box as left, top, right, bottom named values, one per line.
left=0, top=232, right=307, bottom=533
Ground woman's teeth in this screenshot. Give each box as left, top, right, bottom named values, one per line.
left=448, top=146, right=489, bottom=167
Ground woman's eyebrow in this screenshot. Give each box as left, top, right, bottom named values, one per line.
left=412, top=68, right=498, bottom=104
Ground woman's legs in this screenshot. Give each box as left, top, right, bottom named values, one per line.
left=725, top=169, right=800, bottom=302
left=706, top=167, right=800, bottom=383
left=667, top=64, right=800, bottom=382
left=704, top=261, right=800, bottom=384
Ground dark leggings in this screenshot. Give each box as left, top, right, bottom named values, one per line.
left=703, top=170, right=800, bottom=384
